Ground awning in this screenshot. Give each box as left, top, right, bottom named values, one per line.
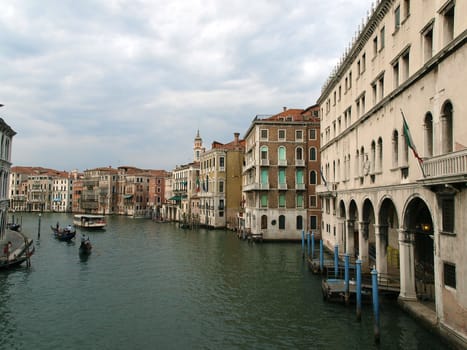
left=123, top=194, right=133, bottom=199
left=169, top=195, right=182, bottom=201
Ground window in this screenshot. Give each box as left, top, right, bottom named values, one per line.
left=309, top=195, right=317, bottom=208
left=309, top=170, right=317, bottom=185
left=309, top=215, right=317, bottom=230
left=218, top=181, right=224, bottom=193
left=260, top=194, right=268, bottom=208
left=296, top=147, right=303, bottom=161
left=278, top=129, right=286, bottom=140
left=279, top=193, right=286, bottom=207
left=378, top=75, right=384, bottom=100
left=279, top=215, right=285, bottom=230
left=295, top=130, right=303, bottom=141
left=296, top=169, right=304, bottom=186
left=260, top=129, right=268, bottom=140
left=402, top=51, right=410, bottom=81
left=261, top=215, right=268, bottom=229
left=309, top=147, right=317, bottom=161
left=296, top=193, right=303, bottom=208
left=424, top=113, right=433, bottom=157
left=422, top=21, right=434, bottom=62
left=395, top=5, right=401, bottom=30
left=441, top=1, right=454, bottom=45
left=380, top=27, right=385, bottom=49
left=261, top=168, right=269, bottom=185
left=278, top=146, right=286, bottom=164
left=442, top=197, right=454, bottom=233
left=377, top=138, right=383, bottom=173
left=296, top=216, right=303, bottom=230
left=219, top=156, right=225, bottom=169
left=362, top=53, right=366, bottom=73
left=444, top=262, right=456, bottom=289
left=403, top=0, right=410, bottom=19
left=392, top=130, right=399, bottom=168
left=441, top=101, right=453, bottom=154
left=261, top=146, right=269, bottom=164
left=309, top=129, right=316, bottom=140
left=393, top=61, right=400, bottom=88
left=373, top=36, right=378, bottom=57
left=278, top=168, right=286, bottom=186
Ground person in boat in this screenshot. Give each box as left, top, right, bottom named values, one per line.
left=67, top=224, right=72, bottom=232
left=81, top=233, right=87, bottom=243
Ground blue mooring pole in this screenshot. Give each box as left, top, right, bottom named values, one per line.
left=302, top=231, right=305, bottom=256
left=319, top=239, right=324, bottom=273
left=356, top=259, right=362, bottom=321
left=306, top=231, right=311, bottom=257
left=344, top=253, right=350, bottom=304
left=334, top=245, right=339, bottom=278
left=372, top=268, right=380, bottom=344
left=311, top=231, right=315, bottom=259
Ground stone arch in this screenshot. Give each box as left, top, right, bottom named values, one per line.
left=440, top=100, right=453, bottom=154
left=402, top=195, right=435, bottom=302
left=424, top=112, right=433, bottom=157
left=362, top=197, right=376, bottom=269
left=348, top=199, right=359, bottom=258
left=378, top=196, right=400, bottom=276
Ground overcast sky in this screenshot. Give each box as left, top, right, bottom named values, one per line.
left=1, top=0, right=372, bottom=172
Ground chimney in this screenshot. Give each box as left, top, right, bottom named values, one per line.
left=234, top=132, right=240, bottom=144
left=283, top=106, right=287, bottom=112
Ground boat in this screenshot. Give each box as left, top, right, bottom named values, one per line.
left=0, top=238, right=35, bottom=270
left=79, top=238, right=92, bottom=255
left=73, top=215, right=107, bottom=230
left=7, top=223, right=21, bottom=232
left=51, top=225, right=76, bottom=241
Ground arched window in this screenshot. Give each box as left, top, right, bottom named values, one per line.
left=278, top=146, right=286, bottom=161
left=309, top=170, right=317, bottom=185
left=377, top=138, right=383, bottom=172
left=296, top=147, right=303, bottom=161
left=309, top=147, right=317, bottom=161
left=260, top=146, right=269, bottom=163
left=424, top=112, right=433, bottom=157
left=261, top=215, right=268, bottom=229
left=441, top=102, right=453, bottom=154
left=392, top=130, right=399, bottom=168
left=279, top=215, right=285, bottom=229
left=296, top=215, right=303, bottom=230
left=370, top=141, right=376, bottom=174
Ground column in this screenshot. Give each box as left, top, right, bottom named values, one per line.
left=374, top=224, right=388, bottom=275
left=346, top=219, right=355, bottom=256
left=359, top=221, right=369, bottom=272
left=398, top=229, right=417, bottom=300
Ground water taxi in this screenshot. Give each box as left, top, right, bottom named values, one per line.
left=73, top=214, right=107, bottom=230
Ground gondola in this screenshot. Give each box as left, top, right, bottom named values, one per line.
left=79, top=239, right=92, bottom=255
left=51, top=225, right=76, bottom=242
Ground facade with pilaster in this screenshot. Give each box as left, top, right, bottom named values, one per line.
left=0, top=118, right=15, bottom=239
left=316, top=0, right=466, bottom=345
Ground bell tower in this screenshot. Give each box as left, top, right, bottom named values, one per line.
left=193, top=129, right=204, bottom=162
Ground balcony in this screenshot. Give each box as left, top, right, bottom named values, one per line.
left=421, top=149, right=467, bottom=184
left=243, top=182, right=270, bottom=191
left=260, top=159, right=269, bottom=166
left=295, top=183, right=305, bottom=190
left=278, top=159, right=287, bottom=166
left=278, top=183, right=288, bottom=190
left=316, top=182, right=338, bottom=197
left=295, top=159, right=305, bottom=167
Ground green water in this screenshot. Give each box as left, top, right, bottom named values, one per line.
left=0, top=213, right=449, bottom=349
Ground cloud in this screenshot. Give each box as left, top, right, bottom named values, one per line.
left=2, top=0, right=372, bottom=171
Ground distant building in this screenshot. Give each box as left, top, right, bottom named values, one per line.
left=316, top=0, right=466, bottom=346
left=0, top=117, right=15, bottom=238
left=199, top=132, right=244, bottom=229
left=242, top=107, right=322, bottom=240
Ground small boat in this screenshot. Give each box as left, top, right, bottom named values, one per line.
left=7, top=223, right=21, bottom=232
left=0, top=239, right=35, bottom=270
left=73, top=214, right=106, bottom=230
left=79, top=238, right=92, bottom=255
left=51, top=225, right=76, bottom=241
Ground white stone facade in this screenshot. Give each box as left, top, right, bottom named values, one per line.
left=317, top=0, right=466, bottom=345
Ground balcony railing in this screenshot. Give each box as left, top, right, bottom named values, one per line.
left=278, top=159, right=287, bottom=166
left=260, top=159, right=269, bottom=166
left=278, top=183, right=287, bottom=190
left=421, top=149, right=467, bottom=180
left=295, top=183, right=305, bottom=190
left=316, top=182, right=338, bottom=196
left=295, top=159, right=305, bottom=167
left=243, top=182, right=270, bottom=191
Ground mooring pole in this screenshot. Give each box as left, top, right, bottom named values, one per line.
left=344, top=253, right=350, bottom=304
left=356, top=259, right=362, bottom=321
left=301, top=230, right=305, bottom=257
left=37, top=213, right=41, bottom=239
left=319, top=239, right=324, bottom=273
left=311, top=231, right=315, bottom=260
left=334, top=244, right=339, bottom=278
left=372, top=268, right=380, bottom=344
left=306, top=231, right=311, bottom=257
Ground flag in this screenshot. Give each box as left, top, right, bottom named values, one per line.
left=195, top=176, right=200, bottom=192
left=401, top=110, right=423, bottom=164
left=319, top=167, right=327, bottom=187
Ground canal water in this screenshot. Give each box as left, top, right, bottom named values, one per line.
left=1, top=213, right=448, bottom=350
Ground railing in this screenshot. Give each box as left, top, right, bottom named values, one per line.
left=422, top=149, right=467, bottom=178
left=295, top=159, right=305, bottom=167
left=278, top=159, right=287, bottom=166
left=243, top=182, right=270, bottom=191
left=295, top=183, right=305, bottom=190
left=260, top=159, right=269, bottom=166
left=278, top=183, right=287, bottom=190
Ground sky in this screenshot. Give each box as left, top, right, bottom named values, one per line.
left=1, top=0, right=373, bottom=172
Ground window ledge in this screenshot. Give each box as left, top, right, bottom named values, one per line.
left=440, top=231, right=456, bottom=237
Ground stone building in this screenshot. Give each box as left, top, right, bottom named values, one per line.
left=242, top=107, right=322, bottom=240
left=0, top=118, right=15, bottom=238
left=198, top=132, right=244, bottom=229
left=316, top=0, right=466, bottom=345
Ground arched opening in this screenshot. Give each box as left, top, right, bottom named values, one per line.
left=279, top=215, right=285, bottom=230
left=261, top=215, right=268, bottom=230
left=392, top=130, right=399, bottom=168
left=441, top=101, right=453, bottom=154
left=348, top=200, right=359, bottom=259
left=362, top=199, right=376, bottom=269
left=404, top=197, right=435, bottom=303
left=379, top=198, right=400, bottom=276
left=424, top=112, right=433, bottom=157
left=339, top=200, right=347, bottom=252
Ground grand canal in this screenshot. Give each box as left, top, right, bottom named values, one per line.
left=1, top=213, right=448, bottom=349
